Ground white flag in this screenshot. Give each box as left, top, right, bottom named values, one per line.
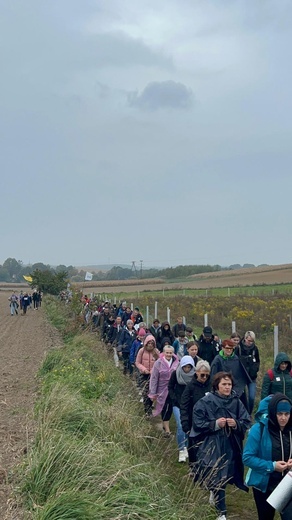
left=85, top=272, right=93, bottom=281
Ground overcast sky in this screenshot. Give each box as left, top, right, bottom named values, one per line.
left=1, top=0, right=292, bottom=268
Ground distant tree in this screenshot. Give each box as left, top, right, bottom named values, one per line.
left=30, top=269, right=68, bottom=295
left=3, top=257, right=23, bottom=280
left=0, top=267, right=10, bottom=281
left=31, top=262, right=50, bottom=272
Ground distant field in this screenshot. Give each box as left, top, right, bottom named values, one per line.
left=75, top=263, right=292, bottom=296
left=2, top=263, right=292, bottom=297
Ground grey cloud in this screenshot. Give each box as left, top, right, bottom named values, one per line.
left=128, top=80, right=193, bottom=111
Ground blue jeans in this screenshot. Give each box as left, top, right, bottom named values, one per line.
left=173, top=406, right=187, bottom=450
left=247, top=380, right=257, bottom=414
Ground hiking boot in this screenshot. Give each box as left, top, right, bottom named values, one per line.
left=216, top=515, right=226, bottom=520
left=183, top=447, right=188, bottom=459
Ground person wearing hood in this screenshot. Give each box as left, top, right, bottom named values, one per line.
left=156, top=321, right=175, bottom=352
left=261, top=353, right=292, bottom=401
left=148, top=345, right=179, bottom=437
left=210, top=339, right=251, bottom=408
left=135, top=335, right=160, bottom=417
left=192, top=371, right=251, bottom=520
left=243, top=393, right=292, bottom=519
left=180, top=359, right=211, bottom=470
left=235, top=330, right=260, bottom=415
left=168, top=356, right=195, bottom=462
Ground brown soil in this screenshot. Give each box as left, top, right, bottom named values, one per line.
left=0, top=291, right=61, bottom=519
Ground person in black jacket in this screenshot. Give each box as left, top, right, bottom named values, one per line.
left=197, top=326, right=220, bottom=364
left=168, top=355, right=195, bottom=462
left=180, top=359, right=211, bottom=470
left=235, top=330, right=260, bottom=414
left=172, top=317, right=186, bottom=339
left=157, top=322, right=175, bottom=351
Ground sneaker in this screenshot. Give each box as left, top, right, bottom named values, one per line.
left=209, top=491, right=216, bottom=506
left=183, top=447, right=189, bottom=459
left=216, top=515, right=226, bottom=520
left=178, top=450, right=186, bottom=462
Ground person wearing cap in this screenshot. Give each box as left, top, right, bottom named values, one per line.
left=180, top=359, right=211, bottom=470
left=197, top=326, right=220, bottom=365
left=261, top=352, right=292, bottom=401
left=168, top=356, right=195, bottom=462
left=210, top=339, right=251, bottom=408
left=243, top=393, right=292, bottom=520
left=135, top=335, right=160, bottom=417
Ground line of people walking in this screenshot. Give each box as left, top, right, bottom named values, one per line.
left=82, top=297, right=292, bottom=520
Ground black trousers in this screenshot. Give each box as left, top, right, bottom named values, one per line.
left=253, top=486, right=292, bottom=520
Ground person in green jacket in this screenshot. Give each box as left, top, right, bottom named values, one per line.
left=261, top=352, right=292, bottom=401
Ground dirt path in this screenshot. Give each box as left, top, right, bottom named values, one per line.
left=0, top=292, right=61, bottom=519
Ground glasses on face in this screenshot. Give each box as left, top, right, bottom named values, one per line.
left=224, top=347, right=234, bottom=351
left=198, top=373, right=209, bottom=379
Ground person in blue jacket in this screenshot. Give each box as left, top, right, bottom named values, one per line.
left=243, top=393, right=292, bottom=520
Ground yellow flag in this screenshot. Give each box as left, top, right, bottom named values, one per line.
left=23, top=275, right=33, bottom=282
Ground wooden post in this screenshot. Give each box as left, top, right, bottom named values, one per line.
left=274, top=325, right=279, bottom=360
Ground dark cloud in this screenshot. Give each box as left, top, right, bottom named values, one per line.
left=128, top=80, right=193, bottom=111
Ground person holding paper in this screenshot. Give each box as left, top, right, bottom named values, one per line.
left=243, top=393, right=292, bottom=520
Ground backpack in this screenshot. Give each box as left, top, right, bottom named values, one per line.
left=267, top=368, right=292, bottom=381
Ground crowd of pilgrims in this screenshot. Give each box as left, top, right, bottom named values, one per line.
left=81, top=297, right=292, bottom=520
left=8, top=290, right=42, bottom=315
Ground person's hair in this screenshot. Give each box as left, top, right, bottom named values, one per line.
left=221, top=339, right=235, bottom=348
left=212, top=371, right=234, bottom=391
left=139, top=322, right=146, bottom=329
left=163, top=345, right=174, bottom=353
left=195, top=360, right=211, bottom=372
left=187, top=341, right=197, bottom=348
left=153, top=319, right=160, bottom=324
left=244, top=330, right=255, bottom=341
left=186, top=326, right=193, bottom=333
left=126, top=319, right=134, bottom=326
left=178, top=331, right=186, bottom=338
left=230, top=332, right=240, bottom=339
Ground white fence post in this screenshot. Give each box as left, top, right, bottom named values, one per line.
left=154, top=301, right=158, bottom=319
left=183, top=316, right=186, bottom=325
left=131, top=303, right=133, bottom=311
left=274, top=325, right=279, bottom=360
left=167, top=307, right=171, bottom=323
left=146, top=306, right=149, bottom=327
left=204, top=313, right=208, bottom=327
left=232, top=321, right=236, bottom=333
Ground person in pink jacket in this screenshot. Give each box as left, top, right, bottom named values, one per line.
left=148, top=345, right=179, bottom=437
left=135, top=335, right=160, bottom=417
